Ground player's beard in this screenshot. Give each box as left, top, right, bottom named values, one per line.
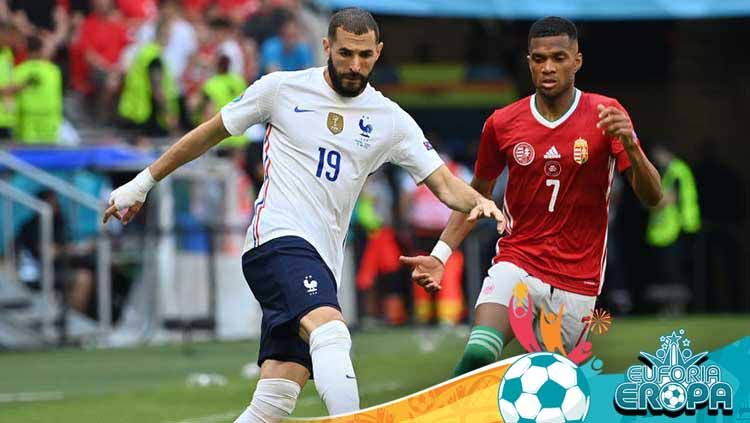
left=327, top=56, right=371, bottom=97
left=536, top=74, right=574, bottom=103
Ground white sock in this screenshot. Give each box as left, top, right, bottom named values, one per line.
left=309, top=320, right=360, bottom=415
left=234, top=378, right=301, bottom=423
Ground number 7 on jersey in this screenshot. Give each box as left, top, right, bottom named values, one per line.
left=546, top=179, right=560, bottom=212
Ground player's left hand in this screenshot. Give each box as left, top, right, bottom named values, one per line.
left=400, top=255, right=444, bottom=293
left=468, top=197, right=507, bottom=234
left=596, top=104, right=637, bottom=149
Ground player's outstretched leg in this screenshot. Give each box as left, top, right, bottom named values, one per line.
left=235, top=360, right=307, bottom=423
left=453, top=303, right=513, bottom=377
left=301, top=306, right=360, bottom=415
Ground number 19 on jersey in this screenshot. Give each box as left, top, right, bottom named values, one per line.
left=316, top=147, right=341, bottom=182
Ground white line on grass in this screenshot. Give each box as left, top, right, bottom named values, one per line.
left=165, top=381, right=402, bottom=423
left=0, top=391, right=64, bottom=403
left=164, top=411, right=241, bottom=423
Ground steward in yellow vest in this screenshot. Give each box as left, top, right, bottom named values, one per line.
left=0, top=37, right=16, bottom=137
left=197, top=56, right=247, bottom=147
left=647, top=148, right=701, bottom=247
left=12, top=36, right=63, bottom=143
left=0, top=24, right=19, bottom=138
left=118, top=39, right=179, bottom=136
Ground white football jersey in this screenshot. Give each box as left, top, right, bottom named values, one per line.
left=221, top=67, right=443, bottom=284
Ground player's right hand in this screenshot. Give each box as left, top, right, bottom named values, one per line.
left=468, top=197, right=507, bottom=235
left=400, top=255, right=445, bottom=293
left=103, top=169, right=156, bottom=225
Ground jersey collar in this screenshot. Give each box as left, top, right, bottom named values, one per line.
left=530, top=88, right=581, bottom=129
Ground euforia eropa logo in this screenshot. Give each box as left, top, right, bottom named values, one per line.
left=615, top=329, right=733, bottom=415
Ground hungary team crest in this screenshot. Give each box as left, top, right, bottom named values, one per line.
left=573, top=138, right=588, bottom=164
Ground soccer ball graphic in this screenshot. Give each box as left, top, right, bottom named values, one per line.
left=660, top=383, right=687, bottom=411
left=498, top=352, right=591, bottom=423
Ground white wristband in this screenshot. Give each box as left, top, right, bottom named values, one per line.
left=134, top=167, right=157, bottom=192
left=430, top=240, right=452, bottom=265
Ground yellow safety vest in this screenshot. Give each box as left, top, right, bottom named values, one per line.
left=202, top=72, right=247, bottom=147
left=0, top=47, right=16, bottom=129
left=14, top=59, right=62, bottom=143
left=647, top=158, right=701, bottom=247
left=118, top=43, right=179, bottom=128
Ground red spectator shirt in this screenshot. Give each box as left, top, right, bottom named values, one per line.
left=181, top=0, right=212, bottom=17
left=70, top=13, right=130, bottom=93
left=475, top=89, right=642, bottom=296
left=117, top=0, right=157, bottom=20
left=78, top=14, right=129, bottom=66
left=218, top=0, right=258, bottom=21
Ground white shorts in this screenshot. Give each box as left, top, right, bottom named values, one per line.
left=475, top=261, right=597, bottom=353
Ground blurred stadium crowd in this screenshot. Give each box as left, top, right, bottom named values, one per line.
left=0, top=1, right=746, bottom=348
left=0, top=0, right=331, bottom=343
left=0, top=0, right=325, bottom=142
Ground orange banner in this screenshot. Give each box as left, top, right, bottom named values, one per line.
left=286, top=356, right=518, bottom=423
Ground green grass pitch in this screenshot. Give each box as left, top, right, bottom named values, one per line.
left=1, top=315, right=747, bottom=422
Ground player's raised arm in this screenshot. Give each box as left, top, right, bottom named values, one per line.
left=596, top=104, right=662, bottom=207
left=103, top=113, right=231, bottom=225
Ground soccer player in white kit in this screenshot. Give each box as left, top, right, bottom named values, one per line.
left=103, top=8, right=505, bottom=423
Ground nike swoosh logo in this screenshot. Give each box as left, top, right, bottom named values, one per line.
left=294, top=106, right=315, bottom=113
left=345, top=374, right=356, bottom=379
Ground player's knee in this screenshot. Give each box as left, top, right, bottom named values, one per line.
left=242, top=378, right=301, bottom=422
left=308, top=320, right=351, bottom=354
left=259, top=360, right=310, bottom=387
left=300, top=306, right=344, bottom=338
left=475, top=304, right=511, bottom=330
left=305, top=305, right=343, bottom=323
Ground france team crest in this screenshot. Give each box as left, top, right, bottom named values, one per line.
left=614, top=329, right=734, bottom=416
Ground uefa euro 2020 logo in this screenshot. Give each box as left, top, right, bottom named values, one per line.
left=615, top=329, right=733, bottom=416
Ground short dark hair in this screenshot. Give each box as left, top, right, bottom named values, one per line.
left=328, top=8, right=380, bottom=42
left=210, top=17, right=232, bottom=29
left=528, top=16, right=578, bottom=49
left=27, top=36, right=43, bottom=53
left=217, top=55, right=231, bottom=74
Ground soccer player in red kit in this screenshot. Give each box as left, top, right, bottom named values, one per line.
left=401, top=16, right=663, bottom=376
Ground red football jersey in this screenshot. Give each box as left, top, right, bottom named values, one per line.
left=475, top=89, right=642, bottom=296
